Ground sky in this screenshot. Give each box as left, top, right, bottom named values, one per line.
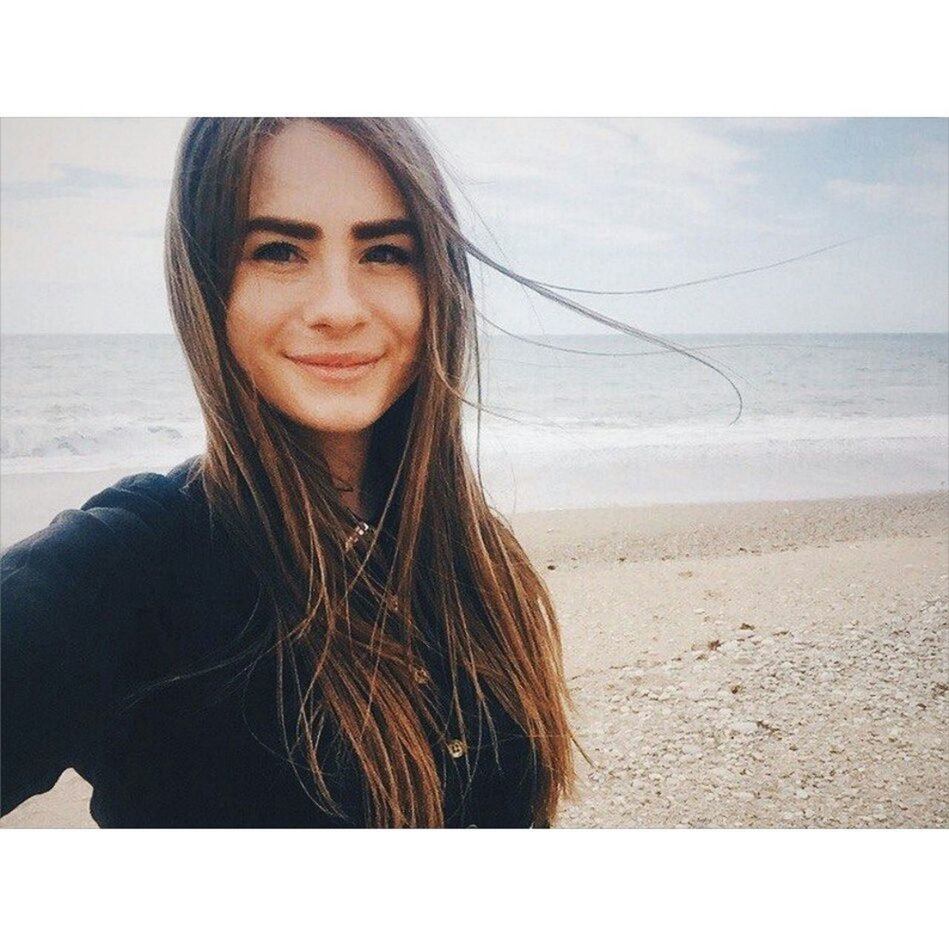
left=1, top=117, right=946, bottom=336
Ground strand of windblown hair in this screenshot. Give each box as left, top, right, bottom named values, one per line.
left=480, top=339, right=843, bottom=360
left=473, top=308, right=755, bottom=393
left=520, top=237, right=864, bottom=296
left=458, top=236, right=746, bottom=425
left=464, top=236, right=869, bottom=406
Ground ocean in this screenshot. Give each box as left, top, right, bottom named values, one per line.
left=1, top=332, right=946, bottom=512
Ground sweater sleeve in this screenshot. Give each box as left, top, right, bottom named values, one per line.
left=0, top=472, right=186, bottom=817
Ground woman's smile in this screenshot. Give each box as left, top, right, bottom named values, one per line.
left=287, top=353, right=382, bottom=383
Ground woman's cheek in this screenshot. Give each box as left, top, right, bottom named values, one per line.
left=228, top=281, right=287, bottom=352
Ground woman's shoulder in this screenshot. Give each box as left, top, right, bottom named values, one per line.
left=1, top=455, right=212, bottom=600
left=78, top=454, right=207, bottom=523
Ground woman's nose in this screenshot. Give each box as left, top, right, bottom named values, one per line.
left=301, top=260, right=366, bottom=329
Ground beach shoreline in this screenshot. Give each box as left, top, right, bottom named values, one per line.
left=2, top=463, right=946, bottom=552
left=1, top=483, right=946, bottom=828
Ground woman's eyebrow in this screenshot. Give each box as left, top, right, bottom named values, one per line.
left=351, top=218, right=419, bottom=241
left=245, top=217, right=319, bottom=240
left=245, top=216, right=418, bottom=242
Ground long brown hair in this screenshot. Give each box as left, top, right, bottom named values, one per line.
left=164, top=117, right=732, bottom=828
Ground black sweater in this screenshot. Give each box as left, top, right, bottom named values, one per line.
left=0, top=457, right=541, bottom=828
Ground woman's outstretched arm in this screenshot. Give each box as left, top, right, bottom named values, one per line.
left=0, top=474, right=185, bottom=817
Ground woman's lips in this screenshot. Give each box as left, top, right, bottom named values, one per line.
left=288, top=355, right=380, bottom=382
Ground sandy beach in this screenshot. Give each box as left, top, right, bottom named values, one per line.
left=1, top=472, right=946, bottom=828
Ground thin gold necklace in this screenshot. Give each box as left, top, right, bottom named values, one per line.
left=343, top=518, right=403, bottom=614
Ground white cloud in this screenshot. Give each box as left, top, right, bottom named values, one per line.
left=827, top=177, right=948, bottom=219
left=911, top=140, right=949, bottom=176
left=720, top=117, right=843, bottom=133
left=0, top=117, right=186, bottom=185
left=597, top=118, right=758, bottom=181
left=826, top=178, right=901, bottom=206
left=426, top=117, right=766, bottom=266
left=0, top=119, right=181, bottom=293
left=1, top=187, right=169, bottom=283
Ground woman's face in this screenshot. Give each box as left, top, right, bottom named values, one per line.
left=226, top=121, right=425, bottom=438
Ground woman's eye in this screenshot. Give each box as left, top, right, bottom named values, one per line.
left=251, top=241, right=302, bottom=264
left=362, top=244, right=414, bottom=266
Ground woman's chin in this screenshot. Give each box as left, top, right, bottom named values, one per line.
left=299, top=413, right=380, bottom=437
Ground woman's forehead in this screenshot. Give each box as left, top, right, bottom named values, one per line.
left=248, top=121, right=409, bottom=224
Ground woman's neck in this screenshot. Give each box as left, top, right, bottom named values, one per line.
left=314, top=429, right=376, bottom=522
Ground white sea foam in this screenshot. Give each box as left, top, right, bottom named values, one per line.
left=468, top=413, right=948, bottom=454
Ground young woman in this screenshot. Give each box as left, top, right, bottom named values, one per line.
left=1, top=117, right=592, bottom=828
